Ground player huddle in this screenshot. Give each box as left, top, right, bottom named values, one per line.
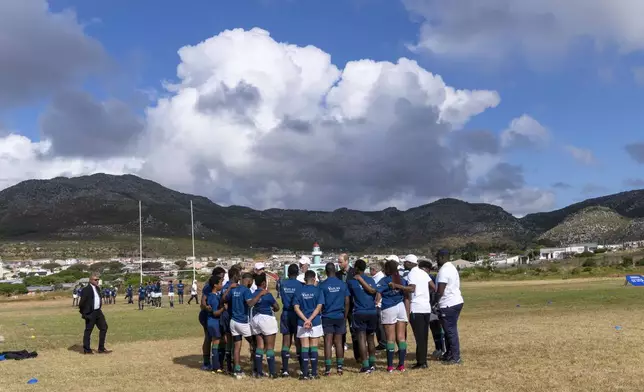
left=198, top=253, right=461, bottom=380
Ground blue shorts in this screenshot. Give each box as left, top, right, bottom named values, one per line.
left=280, top=310, right=298, bottom=335
left=322, top=318, right=346, bottom=335
left=207, top=318, right=222, bottom=339
left=220, top=311, right=231, bottom=334
left=352, top=312, right=378, bottom=333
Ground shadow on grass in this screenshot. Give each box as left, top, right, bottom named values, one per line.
left=67, top=344, right=85, bottom=354
left=173, top=355, right=204, bottom=370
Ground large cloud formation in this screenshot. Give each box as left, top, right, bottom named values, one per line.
left=0, top=0, right=106, bottom=107
left=0, top=16, right=555, bottom=215
left=404, top=0, right=644, bottom=62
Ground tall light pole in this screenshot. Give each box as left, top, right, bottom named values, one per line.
left=191, top=200, right=196, bottom=282
left=139, top=200, right=143, bottom=285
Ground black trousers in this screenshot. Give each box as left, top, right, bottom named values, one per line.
left=83, top=309, right=108, bottom=352
left=342, top=314, right=361, bottom=361
left=375, top=308, right=386, bottom=347
left=410, top=312, right=430, bottom=365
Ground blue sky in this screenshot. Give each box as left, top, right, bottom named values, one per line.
left=2, top=0, right=644, bottom=215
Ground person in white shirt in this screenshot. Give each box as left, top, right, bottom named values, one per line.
left=403, top=254, right=436, bottom=369
left=250, top=262, right=266, bottom=293
left=296, top=256, right=318, bottom=284
left=188, top=280, right=198, bottom=304
left=435, top=249, right=464, bottom=365
left=369, top=262, right=387, bottom=350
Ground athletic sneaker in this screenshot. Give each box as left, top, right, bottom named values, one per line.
left=431, top=350, right=444, bottom=360
left=281, top=371, right=290, bottom=378
left=386, top=366, right=395, bottom=373
left=268, top=374, right=279, bottom=379
left=369, top=365, right=376, bottom=372
left=212, top=369, right=224, bottom=375
left=200, top=365, right=212, bottom=371
left=442, top=359, right=462, bottom=366
left=299, top=375, right=310, bottom=381
left=234, top=371, right=246, bottom=379
left=337, top=369, right=343, bottom=376
left=396, top=365, right=406, bottom=372
left=324, top=370, right=332, bottom=376
left=359, top=367, right=372, bottom=374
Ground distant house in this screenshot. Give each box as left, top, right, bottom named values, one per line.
left=540, top=247, right=567, bottom=260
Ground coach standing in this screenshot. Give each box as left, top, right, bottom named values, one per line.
left=435, top=250, right=464, bottom=365
left=404, top=255, right=432, bottom=369
left=79, top=274, right=111, bottom=354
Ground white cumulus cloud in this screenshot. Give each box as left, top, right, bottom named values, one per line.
left=1, top=27, right=554, bottom=215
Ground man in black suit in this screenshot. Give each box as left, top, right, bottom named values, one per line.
left=336, top=253, right=360, bottom=362
left=79, top=275, right=111, bottom=354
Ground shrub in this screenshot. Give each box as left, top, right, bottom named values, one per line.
left=577, top=251, right=595, bottom=258
left=583, top=266, right=594, bottom=273
left=571, top=267, right=581, bottom=275
left=582, top=259, right=597, bottom=267
left=0, top=283, right=28, bottom=295
left=637, top=259, right=644, bottom=266
left=622, top=256, right=634, bottom=267
left=548, top=264, right=560, bottom=273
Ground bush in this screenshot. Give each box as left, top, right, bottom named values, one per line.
left=594, top=248, right=607, bottom=254
left=582, top=259, right=597, bottom=267
left=583, top=266, right=594, bottom=273
left=0, top=283, right=28, bottom=295
left=622, top=256, right=634, bottom=267
left=547, top=264, right=560, bottom=273
left=577, top=251, right=595, bottom=258
left=571, top=267, right=581, bottom=275
left=636, top=259, right=644, bottom=266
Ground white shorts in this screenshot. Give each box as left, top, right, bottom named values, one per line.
left=251, top=314, right=278, bottom=336
left=168, top=292, right=174, bottom=297
left=230, top=320, right=252, bottom=337
left=72, top=294, right=78, bottom=299
left=296, top=325, right=324, bottom=339
left=153, top=292, right=162, bottom=298
left=381, top=302, right=408, bottom=324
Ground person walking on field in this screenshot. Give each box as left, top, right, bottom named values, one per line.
left=188, top=280, right=199, bottom=304
left=78, top=274, right=111, bottom=355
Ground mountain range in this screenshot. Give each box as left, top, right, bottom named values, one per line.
left=1, top=173, right=644, bottom=253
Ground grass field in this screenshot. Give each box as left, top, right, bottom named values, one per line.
left=2, top=278, right=643, bottom=392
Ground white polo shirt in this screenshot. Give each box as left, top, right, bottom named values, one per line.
left=436, top=262, right=464, bottom=308
left=406, top=266, right=431, bottom=313
left=297, top=270, right=318, bottom=283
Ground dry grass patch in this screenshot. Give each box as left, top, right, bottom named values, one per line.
left=2, top=279, right=643, bottom=392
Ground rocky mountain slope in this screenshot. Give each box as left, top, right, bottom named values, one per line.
left=1, top=174, right=644, bottom=251
left=536, top=206, right=644, bottom=245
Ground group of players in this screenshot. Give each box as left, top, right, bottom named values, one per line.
left=197, top=251, right=463, bottom=380
left=122, top=280, right=189, bottom=309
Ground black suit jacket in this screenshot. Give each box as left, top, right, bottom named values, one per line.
left=79, top=285, right=101, bottom=317
left=337, top=267, right=356, bottom=313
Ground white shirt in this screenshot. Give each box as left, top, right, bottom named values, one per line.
left=406, top=266, right=431, bottom=313
left=223, top=273, right=230, bottom=285
left=297, top=270, right=318, bottom=284
left=191, top=282, right=197, bottom=295
left=91, top=285, right=100, bottom=310
left=437, top=262, right=464, bottom=308
left=372, top=271, right=385, bottom=307
left=250, top=282, right=257, bottom=293
left=372, top=271, right=385, bottom=284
